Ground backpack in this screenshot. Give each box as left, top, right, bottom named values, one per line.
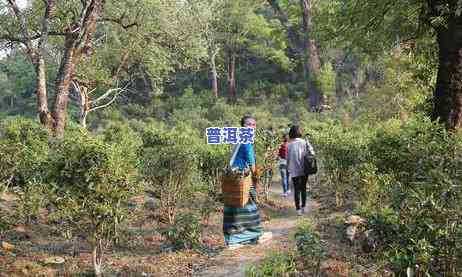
left=303, top=140, right=317, bottom=175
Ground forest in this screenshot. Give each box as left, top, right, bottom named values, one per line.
left=0, top=0, right=461, bottom=276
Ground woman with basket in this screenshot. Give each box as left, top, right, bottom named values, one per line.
left=222, top=116, right=272, bottom=250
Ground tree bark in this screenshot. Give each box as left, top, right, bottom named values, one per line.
left=52, top=0, right=101, bottom=137
left=299, top=0, right=322, bottom=111
left=7, top=0, right=54, bottom=127
left=35, top=58, right=54, bottom=128
left=92, top=237, right=104, bottom=277
left=52, top=36, right=77, bottom=138
left=227, top=49, right=236, bottom=100
left=141, top=68, right=153, bottom=101
left=431, top=14, right=462, bottom=130
left=210, top=47, right=219, bottom=98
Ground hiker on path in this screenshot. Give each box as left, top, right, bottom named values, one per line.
left=223, top=115, right=272, bottom=249
left=277, top=133, right=290, bottom=196
left=287, top=125, right=315, bottom=216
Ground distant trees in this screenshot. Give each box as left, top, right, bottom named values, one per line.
left=322, top=0, right=462, bottom=129
left=0, top=0, right=208, bottom=135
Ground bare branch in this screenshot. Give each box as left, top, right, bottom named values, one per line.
left=90, top=87, right=124, bottom=104
left=87, top=87, right=98, bottom=95
left=88, top=91, right=122, bottom=113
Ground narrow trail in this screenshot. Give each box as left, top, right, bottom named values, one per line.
left=195, top=180, right=320, bottom=277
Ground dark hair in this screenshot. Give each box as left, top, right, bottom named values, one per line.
left=289, top=125, right=302, bottom=139
left=240, top=115, right=255, bottom=127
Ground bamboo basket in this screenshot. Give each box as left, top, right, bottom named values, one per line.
left=221, top=169, right=252, bottom=208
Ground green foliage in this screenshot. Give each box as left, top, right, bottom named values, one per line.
left=361, top=117, right=462, bottom=274
left=48, top=132, right=140, bottom=243
left=159, top=212, right=202, bottom=250
left=312, top=116, right=462, bottom=275
left=244, top=251, right=297, bottom=277
left=315, top=62, right=336, bottom=97
left=293, top=220, right=326, bottom=273
left=311, top=122, right=371, bottom=207
left=0, top=52, right=43, bottom=117
left=0, top=117, right=50, bottom=188
left=356, top=51, right=429, bottom=122
left=197, top=142, right=229, bottom=201
left=97, top=123, right=143, bottom=165
left=15, top=180, right=51, bottom=224
left=140, top=124, right=204, bottom=223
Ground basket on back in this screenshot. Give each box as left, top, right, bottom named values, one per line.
left=221, top=168, right=251, bottom=208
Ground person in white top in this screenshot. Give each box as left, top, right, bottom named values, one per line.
left=287, top=125, right=315, bottom=215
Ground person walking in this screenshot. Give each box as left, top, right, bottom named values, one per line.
left=277, top=134, right=290, bottom=196
left=223, top=115, right=272, bottom=249
left=287, top=125, right=315, bottom=216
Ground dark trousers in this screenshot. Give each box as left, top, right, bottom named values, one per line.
left=292, top=175, right=308, bottom=210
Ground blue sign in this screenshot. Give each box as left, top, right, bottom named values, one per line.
left=206, top=127, right=222, bottom=144
left=206, top=127, right=254, bottom=144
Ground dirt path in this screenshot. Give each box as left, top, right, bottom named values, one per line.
left=194, top=181, right=319, bottom=277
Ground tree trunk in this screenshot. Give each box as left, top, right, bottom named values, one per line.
left=92, top=237, right=104, bottom=277
left=432, top=15, right=462, bottom=130
left=141, top=68, right=153, bottom=101
left=299, top=0, right=322, bottom=111
left=52, top=37, right=77, bottom=138
left=227, top=49, right=236, bottom=100
left=51, top=0, right=100, bottom=137
left=35, top=58, right=54, bottom=128
left=210, top=48, right=219, bottom=98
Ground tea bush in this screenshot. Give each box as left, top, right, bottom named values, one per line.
left=47, top=132, right=140, bottom=276
left=360, top=117, right=462, bottom=275
left=313, top=115, right=462, bottom=275
left=160, top=211, right=202, bottom=250
left=311, top=123, right=371, bottom=207
left=293, top=220, right=326, bottom=273
left=0, top=117, right=49, bottom=188
left=140, top=125, right=205, bottom=223
left=244, top=251, right=297, bottom=277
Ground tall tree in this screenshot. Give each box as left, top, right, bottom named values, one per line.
left=267, top=0, right=323, bottom=110
left=429, top=0, right=462, bottom=129
left=190, top=0, right=224, bottom=98
left=1, top=0, right=105, bottom=137
left=299, top=0, right=322, bottom=110
left=1, top=0, right=208, bottom=134
left=219, top=0, right=290, bottom=100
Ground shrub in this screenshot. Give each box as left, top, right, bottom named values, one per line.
left=159, top=211, right=202, bottom=250
left=359, top=117, right=462, bottom=275
left=0, top=117, right=49, bottom=188
left=15, top=180, right=51, bottom=224
left=196, top=143, right=229, bottom=202
left=293, top=220, right=326, bottom=274
left=244, top=251, right=297, bottom=277
left=141, top=125, right=204, bottom=223
left=312, top=123, right=371, bottom=207
left=47, top=132, right=140, bottom=276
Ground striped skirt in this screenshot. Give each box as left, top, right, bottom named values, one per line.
left=223, top=186, right=262, bottom=245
